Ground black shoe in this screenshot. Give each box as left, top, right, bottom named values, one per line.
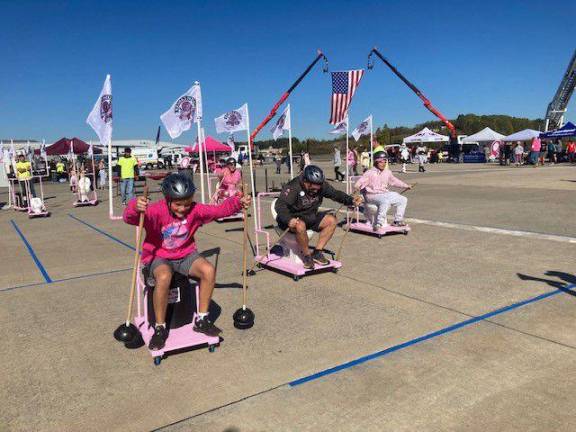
left=193, top=316, right=222, bottom=337
left=302, top=254, right=315, bottom=270
left=312, top=250, right=330, bottom=266
left=393, top=220, right=407, bottom=227
left=149, top=325, right=168, bottom=350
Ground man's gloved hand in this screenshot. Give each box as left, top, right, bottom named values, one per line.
left=352, top=193, right=363, bottom=207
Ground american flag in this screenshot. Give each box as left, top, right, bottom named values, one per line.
left=329, top=70, right=364, bottom=124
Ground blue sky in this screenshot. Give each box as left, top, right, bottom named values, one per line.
left=1, top=0, right=574, bottom=143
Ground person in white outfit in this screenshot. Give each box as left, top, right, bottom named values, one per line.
left=399, top=143, right=410, bottom=173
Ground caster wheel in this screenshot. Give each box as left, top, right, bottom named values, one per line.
left=208, top=345, right=216, bottom=353
left=403, top=231, right=409, bottom=236
left=154, top=356, right=162, bottom=366
left=332, top=268, right=338, bottom=274
left=293, top=275, right=300, bottom=282
left=378, top=235, right=382, bottom=239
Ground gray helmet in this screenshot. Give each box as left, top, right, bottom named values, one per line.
left=302, top=165, right=325, bottom=184
left=373, top=151, right=388, bottom=161
left=161, top=173, right=196, bottom=200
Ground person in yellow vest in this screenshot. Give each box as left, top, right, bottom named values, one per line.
left=117, top=147, right=139, bottom=205
left=373, top=139, right=385, bottom=154
left=16, top=154, right=36, bottom=199
left=56, top=159, right=65, bottom=181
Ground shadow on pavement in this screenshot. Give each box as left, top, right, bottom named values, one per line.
left=517, top=271, right=576, bottom=297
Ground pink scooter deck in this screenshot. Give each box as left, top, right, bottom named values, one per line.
left=73, top=199, right=99, bottom=207
left=28, top=211, right=50, bottom=218
left=255, top=253, right=342, bottom=281
left=134, top=315, right=220, bottom=361
left=347, top=220, right=410, bottom=238
left=133, top=266, right=220, bottom=365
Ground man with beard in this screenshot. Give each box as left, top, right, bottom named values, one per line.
left=275, top=165, right=362, bottom=269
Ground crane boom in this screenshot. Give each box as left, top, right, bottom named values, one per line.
left=545, top=49, right=576, bottom=131
left=367, top=48, right=457, bottom=139
left=249, top=50, right=328, bottom=145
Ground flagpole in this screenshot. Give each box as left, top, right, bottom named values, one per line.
left=196, top=119, right=206, bottom=203
left=345, top=118, right=350, bottom=194
left=288, top=104, right=294, bottom=179
left=202, top=128, right=212, bottom=202
left=245, top=104, right=259, bottom=237
left=370, top=115, right=374, bottom=167
left=107, top=136, right=115, bottom=218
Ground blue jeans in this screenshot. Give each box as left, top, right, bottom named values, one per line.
left=120, top=178, right=134, bottom=203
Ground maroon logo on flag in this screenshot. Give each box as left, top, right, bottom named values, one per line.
left=358, top=121, right=368, bottom=134
left=100, top=95, right=113, bottom=123
left=175, top=96, right=196, bottom=121
left=224, top=110, right=242, bottom=128
left=277, top=113, right=286, bottom=129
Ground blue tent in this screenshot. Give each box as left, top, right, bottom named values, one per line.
left=540, top=122, right=576, bottom=138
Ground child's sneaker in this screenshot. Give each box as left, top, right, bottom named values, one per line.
left=392, top=220, right=407, bottom=227
left=312, top=250, right=330, bottom=266
left=149, top=325, right=168, bottom=350
left=302, top=254, right=315, bottom=269
left=193, top=316, right=222, bottom=337
left=373, top=223, right=382, bottom=232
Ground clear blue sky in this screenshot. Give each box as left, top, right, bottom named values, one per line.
left=1, top=0, right=574, bottom=144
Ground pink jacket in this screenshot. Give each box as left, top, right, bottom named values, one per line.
left=347, top=150, right=356, bottom=166
left=354, top=167, right=408, bottom=195
left=531, top=137, right=541, bottom=152
left=123, top=197, right=242, bottom=263
left=218, top=168, right=241, bottom=191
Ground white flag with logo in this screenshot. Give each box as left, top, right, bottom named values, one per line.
left=25, top=141, right=33, bottom=162
left=86, top=74, right=113, bottom=146
left=351, top=115, right=372, bottom=141
left=329, top=116, right=348, bottom=135
left=40, top=141, right=47, bottom=158
left=68, top=140, right=75, bottom=160
left=10, top=141, right=16, bottom=161
left=160, top=83, right=203, bottom=139
left=215, top=103, right=249, bottom=133
left=0, top=143, right=7, bottom=163
left=271, top=105, right=291, bottom=141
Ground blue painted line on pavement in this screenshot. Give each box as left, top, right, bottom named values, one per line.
left=0, top=267, right=132, bottom=293
left=289, top=283, right=576, bottom=387
left=10, top=220, right=52, bottom=283
left=68, top=213, right=135, bottom=251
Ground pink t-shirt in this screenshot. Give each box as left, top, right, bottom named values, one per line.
left=218, top=168, right=241, bottom=192
left=531, top=137, right=541, bottom=152
left=123, top=197, right=242, bottom=263
left=354, top=167, right=408, bottom=195
left=347, top=150, right=356, bottom=166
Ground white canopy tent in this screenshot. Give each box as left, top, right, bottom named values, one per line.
left=462, top=127, right=505, bottom=143
left=402, top=127, right=449, bottom=144
left=502, top=129, right=541, bottom=142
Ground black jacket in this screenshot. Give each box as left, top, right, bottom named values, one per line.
left=275, top=176, right=353, bottom=226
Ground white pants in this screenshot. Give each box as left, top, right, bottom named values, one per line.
left=366, top=192, right=407, bottom=225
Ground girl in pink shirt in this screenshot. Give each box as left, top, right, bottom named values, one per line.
left=123, top=173, right=250, bottom=350
left=216, top=157, right=242, bottom=201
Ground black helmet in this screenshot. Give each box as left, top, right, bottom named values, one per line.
left=161, top=173, right=196, bottom=200
left=373, top=151, right=388, bottom=162
left=302, top=165, right=325, bottom=184
left=226, top=157, right=236, bottom=166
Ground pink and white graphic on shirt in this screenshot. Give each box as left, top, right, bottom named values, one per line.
left=161, top=220, right=190, bottom=250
